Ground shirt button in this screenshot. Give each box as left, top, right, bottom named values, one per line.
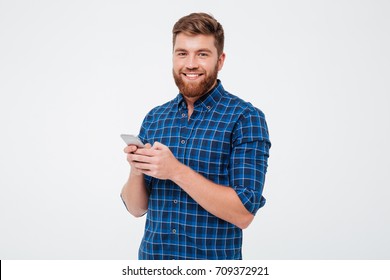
left=172, top=229, right=176, bottom=234
left=181, top=113, right=186, bottom=117
left=181, top=139, right=186, bottom=144
left=206, top=105, right=211, bottom=110
left=173, top=199, right=178, bottom=204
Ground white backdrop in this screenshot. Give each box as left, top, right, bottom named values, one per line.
left=1, top=0, right=389, bottom=259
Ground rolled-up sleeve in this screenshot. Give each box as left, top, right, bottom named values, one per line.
left=229, top=108, right=271, bottom=215
left=137, top=111, right=155, bottom=192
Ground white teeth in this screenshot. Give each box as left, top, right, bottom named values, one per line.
left=186, top=74, right=199, bottom=77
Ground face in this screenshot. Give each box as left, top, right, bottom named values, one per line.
left=172, top=33, right=225, bottom=100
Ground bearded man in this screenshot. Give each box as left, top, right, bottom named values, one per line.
left=121, top=12, right=271, bottom=260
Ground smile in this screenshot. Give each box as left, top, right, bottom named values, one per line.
left=182, top=73, right=203, bottom=80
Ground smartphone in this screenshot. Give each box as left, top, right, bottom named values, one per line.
left=120, top=134, right=145, bottom=148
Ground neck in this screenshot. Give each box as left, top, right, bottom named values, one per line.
left=182, top=79, right=218, bottom=118
left=184, top=97, right=196, bottom=119
left=184, top=79, right=217, bottom=106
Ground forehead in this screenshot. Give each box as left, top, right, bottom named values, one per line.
left=174, top=33, right=217, bottom=52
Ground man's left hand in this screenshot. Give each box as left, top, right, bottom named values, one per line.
left=131, top=141, right=182, bottom=180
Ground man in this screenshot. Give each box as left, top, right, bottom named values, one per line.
left=121, top=13, right=271, bottom=260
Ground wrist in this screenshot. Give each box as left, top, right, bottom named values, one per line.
left=130, top=167, right=144, bottom=178
left=171, top=162, right=190, bottom=184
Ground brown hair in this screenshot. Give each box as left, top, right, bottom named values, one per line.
left=172, top=13, right=225, bottom=56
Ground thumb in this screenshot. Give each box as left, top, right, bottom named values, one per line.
left=152, top=141, right=165, bottom=150
left=144, top=143, right=152, bottom=149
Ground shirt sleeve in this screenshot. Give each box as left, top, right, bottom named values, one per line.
left=229, top=108, right=271, bottom=215
left=137, top=111, right=154, bottom=193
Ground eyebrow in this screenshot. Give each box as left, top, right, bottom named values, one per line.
left=174, top=48, right=213, bottom=53
left=197, top=48, right=213, bottom=53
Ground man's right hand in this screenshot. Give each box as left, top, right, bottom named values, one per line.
left=122, top=143, right=151, bottom=217
left=124, top=143, right=152, bottom=176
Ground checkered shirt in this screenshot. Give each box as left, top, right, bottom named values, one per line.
left=137, top=81, right=270, bottom=260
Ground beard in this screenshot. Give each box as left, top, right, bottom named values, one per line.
left=173, top=64, right=219, bottom=99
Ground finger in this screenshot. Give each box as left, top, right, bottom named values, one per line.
left=124, top=145, right=138, bottom=153
left=127, top=153, right=149, bottom=164
left=134, top=148, right=157, bottom=157
left=131, top=154, right=154, bottom=163
left=127, top=153, right=136, bottom=163
left=144, top=143, right=152, bottom=149
left=133, top=161, right=153, bottom=171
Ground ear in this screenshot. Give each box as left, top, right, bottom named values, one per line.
left=217, top=52, right=226, bottom=71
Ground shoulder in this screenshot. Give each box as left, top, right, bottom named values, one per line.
left=219, top=90, right=270, bottom=144
left=142, top=97, right=177, bottom=124
left=220, top=90, right=266, bottom=121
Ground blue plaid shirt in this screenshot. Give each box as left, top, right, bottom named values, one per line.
left=137, top=81, right=270, bottom=260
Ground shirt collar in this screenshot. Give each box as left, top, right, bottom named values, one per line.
left=175, top=80, right=224, bottom=112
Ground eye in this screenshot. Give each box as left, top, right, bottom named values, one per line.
left=177, top=52, right=187, bottom=56
left=198, top=52, right=208, bottom=57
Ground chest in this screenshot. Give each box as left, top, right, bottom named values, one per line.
left=146, top=107, right=237, bottom=177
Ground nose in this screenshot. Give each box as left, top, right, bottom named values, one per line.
left=185, top=54, right=198, bottom=70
